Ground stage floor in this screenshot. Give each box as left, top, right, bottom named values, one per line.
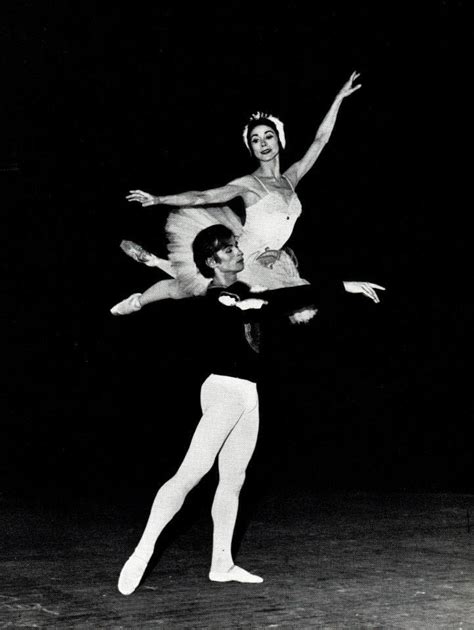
left=1, top=489, right=473, bottom=628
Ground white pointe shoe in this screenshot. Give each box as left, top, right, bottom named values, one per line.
left=209, top=565, right=263, bottom=584
left=110, top=293, right=142, bottom=316
left=118, top=554, right=149, bottom=595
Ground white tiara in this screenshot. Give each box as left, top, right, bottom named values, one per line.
left=242, top=112, right=286, bottom=152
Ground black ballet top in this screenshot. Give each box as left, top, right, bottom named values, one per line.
left=202, top=279, right=345, bottom=383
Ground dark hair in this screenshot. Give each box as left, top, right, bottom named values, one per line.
left=192, top=224, right=235, bottom=278
left=246, top=117, right=282, bottom=156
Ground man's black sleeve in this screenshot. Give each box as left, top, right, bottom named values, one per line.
left=256, top=278, right=346, bottom=317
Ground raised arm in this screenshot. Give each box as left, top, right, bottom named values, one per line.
left=126, top=177, right=250, bottom=208
left=285, top=71, right=361, bottom=185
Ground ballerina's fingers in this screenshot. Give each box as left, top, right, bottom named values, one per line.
left=126, top=190, right=149, bottom=203
left=341, top=71, right=361, bottom=96
left=340, top=80, right=361, bottom=99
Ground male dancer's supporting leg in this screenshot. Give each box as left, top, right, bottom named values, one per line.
left=118, top=374, right=261, bottom=594
left=209, top=377, right=262, bottom=583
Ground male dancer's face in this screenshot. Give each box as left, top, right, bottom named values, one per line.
left=211, top=236, right=245, bottom=275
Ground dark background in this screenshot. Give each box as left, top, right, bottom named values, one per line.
left=2, top=2, right=469, bottom=502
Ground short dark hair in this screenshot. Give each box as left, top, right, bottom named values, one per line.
left=192, top=224, right=235, bottom=278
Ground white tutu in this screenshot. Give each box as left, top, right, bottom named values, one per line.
left=120, top=205, right=308, bottom=297
left=238, top=247, right=309, bottom=290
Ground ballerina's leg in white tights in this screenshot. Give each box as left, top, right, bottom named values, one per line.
left=110, top=240, right=186, bottom=315
left=118, top=375, right=262, bottom=595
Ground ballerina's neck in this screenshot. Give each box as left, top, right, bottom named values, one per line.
left=256, top=169, right=282, bottom=181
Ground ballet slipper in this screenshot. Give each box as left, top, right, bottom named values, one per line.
left=209, top=565, right=263, bottom=584
left=110, top=293, right=142, bottom=316
left=118, top=553, right=149, bottom=595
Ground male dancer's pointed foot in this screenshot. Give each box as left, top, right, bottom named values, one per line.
left=209, top=565, right=263, bottom=584
left=118, top=553, right=149, bottom=595
left=110, top=293, right=142, bottom=316
left=120, top=240, right=161, bottom=268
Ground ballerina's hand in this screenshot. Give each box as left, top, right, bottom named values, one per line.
left=343, top=281, right=386, bottom=304
left=126, top=190, right=157, bottom=206
left=338, top=71, right=362, bottom=99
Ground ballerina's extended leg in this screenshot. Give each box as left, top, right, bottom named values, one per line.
left=110, top=241, right=181, bottom=315
left=120, top=240, right=174, bottom=275
left=110, top=278, right=186, bottom=315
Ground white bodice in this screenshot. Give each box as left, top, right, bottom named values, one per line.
left=238, top=178, right=302, bottom=256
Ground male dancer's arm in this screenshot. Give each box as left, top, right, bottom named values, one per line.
left=212, top=280, right=344, bottom=322
left=214, top=278, right=384, bottom=321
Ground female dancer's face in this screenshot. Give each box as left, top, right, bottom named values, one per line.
left=250, top=125, right=280, bottom=161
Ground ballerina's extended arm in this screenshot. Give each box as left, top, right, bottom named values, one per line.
left=126, top=180, right=249, bottom=208
left=285, top=71, right=361, bottom=185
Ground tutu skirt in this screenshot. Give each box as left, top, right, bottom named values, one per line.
left=238, top=247, right=308, bottom=289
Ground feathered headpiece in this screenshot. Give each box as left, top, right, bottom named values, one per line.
left=242, top=112, right=286, bottom=153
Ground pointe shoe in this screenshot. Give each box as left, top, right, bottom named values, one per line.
left=120, top=240, right=161, bottom=268
left=209, top=565, right=263, bottom=584
left=110, top=293, right=142, bottom=316
left=118, top=554, right=149, bottom=595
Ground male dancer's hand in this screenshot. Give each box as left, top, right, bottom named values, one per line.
left=218, top=296, right=268, bottom=310
left=236, top=298, right=268, bottom=311
left=289, top=307, right=318, bottom=325
left=343, top=281, right=385, bottom=304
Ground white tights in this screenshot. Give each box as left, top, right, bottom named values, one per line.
left=131, top=374, right=259, bottom=573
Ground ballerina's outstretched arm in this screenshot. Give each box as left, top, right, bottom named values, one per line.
left=285, top=71, right=362, bottom=186
left=125, top=179, right=249, bottom=208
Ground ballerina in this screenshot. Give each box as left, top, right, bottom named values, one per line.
left=111, top=71, right=362, bottom=315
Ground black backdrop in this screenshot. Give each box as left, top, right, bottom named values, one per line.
left=2, top=2, right=469, bottom=498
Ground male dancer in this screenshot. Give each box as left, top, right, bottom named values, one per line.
left=118, top=225, right=384, bottom=595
